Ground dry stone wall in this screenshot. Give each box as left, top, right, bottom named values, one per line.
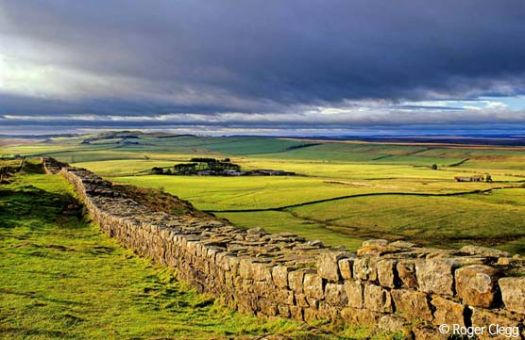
left=43, top=158, right=525, bottom=338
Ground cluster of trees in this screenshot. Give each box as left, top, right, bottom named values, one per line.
left=150, top=157, right=295, bottom=177
left=174, top=161, right=240, bottom=175
left=0, top=154, right=22, bottom=160
left=151, top=167, right=170, bottom=175
left=189, top=157, right=230, bottom=163
left=151, top=158, right=241, bottom=176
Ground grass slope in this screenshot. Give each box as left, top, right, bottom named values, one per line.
left=0, top=174, right=313, bottom=339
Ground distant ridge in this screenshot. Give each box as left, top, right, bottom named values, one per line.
left=2, top=130, right=525, bottom=147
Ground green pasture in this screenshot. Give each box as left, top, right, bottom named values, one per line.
left=113, top=175, right=374, bottom=210
left=1, top=144, right=73, bottom=157
left=236, top=157, right=524, bottom=181
left=216, top=211, right=364, bottom=251
left=460, top=159, right=525, bottom=171
left=2, top=133, right=524, bottom=255
left=112, top=174, right=524, bottom=254
left=289, top=188, right=525, bottom=254
left=73, top=160, right=183, bottom=177
left=113, top=174, right=508, bottom=212
left=250, top=142, right=463, bottom=164
left=77, top=156, right=520, bottom=181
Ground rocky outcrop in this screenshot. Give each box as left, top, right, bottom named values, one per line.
left=42, top=158, right=525, bottom=338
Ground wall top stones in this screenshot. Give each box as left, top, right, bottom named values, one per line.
left=42, top=157, right=525, bottom=338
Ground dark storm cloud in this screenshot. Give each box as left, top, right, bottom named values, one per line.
left=1, top=0, right=525, bottom=125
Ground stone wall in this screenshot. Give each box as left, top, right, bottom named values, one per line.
left=43, top=158, right=525, bottom=338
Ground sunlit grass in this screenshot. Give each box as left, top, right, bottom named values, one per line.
left=0, top=174, right=315, bottom=339
left=290, top=190, right=525, bottom=254
left=216, top=210, right=364, bottom=251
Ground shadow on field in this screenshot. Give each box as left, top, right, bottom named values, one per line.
left=0, top=186, right=83, bottom=230
left=0, top=327, right=67, bottom=338
left=0, top=288, right=88, bottom=307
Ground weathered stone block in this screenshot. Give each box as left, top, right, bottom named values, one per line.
left=353, top=257, right=377, bottom=281
left=275, top=289, right=294, bottom=305
left=216, top=252, right=227, bottom=270
left=258, top=299, right=277, bottom=316
left=303, top=307, right=319, bottom=323
left=241, top=279, right=254, bottom=292
left=288, top=270, right=304, bottom=293
left=303, top=273, right=324, bottom=299
left=317, top=250, right=348, bottom=282
left=317, top=304, right=338, bottom=320
left=289, top=305, right=303, bottom=321
left=357, top=239, right=389, bottom=256
left=455, top=265, right=500, bottom=308
left=278, top=305, right=290, bottom=318
left=415, top=259, right=457, bottom=295
left=239, top=258, right=253, bottom=279
left=496, top=257, right=512, bottom=266
left=233, top=275, right=243, bottom=289
left=460, top=245, right=510, bottom=258
left=470, top=308, right=522, bottom=340
left=344, top=280, right=364, bottom=308
left=364, top=284, right=393, bottom=313
left=391, top=289, right=432, bottom=322
left=186, top=241, right=198, bottom=256
left=341, top=307, right=380, bottom=325
left=412, top=326, right=448, bottom=340
left=227, top=256, right=240, bottom=276
left=294, top=293, right=308, bottom=307
left=225, top=273, right=234, bottom=288
left=377, top=315, right=407, bottom=334
left=252, top=262, right=272, bottom=282
left=324, top=282, right=347, bottom=306
left=396, top=260, right=417, bottom=289
left=306, top=297, right=319, bottom=309
left=498, top=277, right=525, bottom=314
left=431, top=295, right=465, bottom=326
left=254, top=281, right=272, bottom=296
left=237, top=298, right=256, bottom=314
left=377, top=259, right=397, bottom=288
left=272, top=265, right=289, bottom=288
left=389, top=240, right=415, bottom=249
left=362, top=239, right=389, bottom=247
left=338, top=258, right=353, bottom=280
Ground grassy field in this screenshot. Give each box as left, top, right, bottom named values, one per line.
left=215, top=210, right=364, bottom=250
left=1, top=173, right=333, bottom=339
left=290, top=191, right=525, bottom=252
left=2, top=132, right=524, bottom=254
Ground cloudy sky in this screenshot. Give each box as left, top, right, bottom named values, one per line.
left=1, top=1, right=525, bottom=135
